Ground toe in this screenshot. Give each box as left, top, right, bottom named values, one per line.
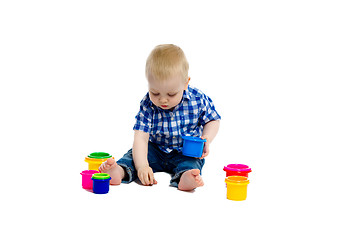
left=98, top=163, right=105, bottom=172
left=103, top=158, right=116, bottom=169
left=191, top=169, right=200, bottom=176
left=106, top=157, right=116, bottom=165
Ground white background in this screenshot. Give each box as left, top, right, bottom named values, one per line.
left=1, top=0, right=343, bottom=239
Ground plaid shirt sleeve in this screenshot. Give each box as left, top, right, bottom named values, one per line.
left=133, top=95, right=152, bottom=133
left=199, top=95, right=221, bottom=126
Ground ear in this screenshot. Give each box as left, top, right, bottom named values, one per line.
left=184, top=77, right=190, bottom=90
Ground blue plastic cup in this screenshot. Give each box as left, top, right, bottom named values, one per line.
left=182, top=136, right=207, bottom=158
left=91, top=173, right=111, bottom=194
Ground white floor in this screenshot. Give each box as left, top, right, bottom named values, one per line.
left=3, top=147, right=342, bottom=240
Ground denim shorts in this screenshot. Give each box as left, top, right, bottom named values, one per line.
left=116, top=141, right=205, bottom=187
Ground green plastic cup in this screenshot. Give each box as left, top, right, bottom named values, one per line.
left=88, top=152, right=112, bottom=159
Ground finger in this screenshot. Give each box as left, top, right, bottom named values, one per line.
left=139, top=172, right=148, bottom=186
left=138, top=173, right=145, bottom=185
left=201, top=135, right=208, bottom=141
left=204, top=144, right=209, bottom=155
left=148, top=172, right=152, bottom=185
left=201, top=148, right=207, bottom=158
left=149, top=171, right=154, bottom=185
left=143, top=173, right=150, bottom=186
left=201, top=151, right=208, bottom=158
left=204, top=141, right=209, bottom=149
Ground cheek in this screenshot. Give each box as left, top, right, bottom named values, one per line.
left=172, top=94, right=183, bottom=104
left=149, top=95, right=158, bottom=103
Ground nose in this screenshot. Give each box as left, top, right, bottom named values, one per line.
left=160, top=97, right=168, bottom=104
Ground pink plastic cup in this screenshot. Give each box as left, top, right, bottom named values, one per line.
left=223, top=164, right=251, bottom=177
left=80, top=170, right=99, bottom=189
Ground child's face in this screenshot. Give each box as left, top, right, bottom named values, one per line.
left=147, top=73, right=189, bottom=110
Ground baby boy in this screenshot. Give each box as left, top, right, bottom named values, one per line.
left=99, top=44, right=221, bottom=191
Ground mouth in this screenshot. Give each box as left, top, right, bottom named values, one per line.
left=161, top=105, right=168, bottom=108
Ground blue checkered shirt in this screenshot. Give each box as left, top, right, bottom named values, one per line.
left=133, top=85, right=221, bottom=153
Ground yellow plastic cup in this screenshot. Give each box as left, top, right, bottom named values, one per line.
left=84, top=156, right=114, bottom=170
left=225, top=176, right=249, bottom=201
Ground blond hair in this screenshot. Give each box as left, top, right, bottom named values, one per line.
left=145, top=44, right=189, bottom=81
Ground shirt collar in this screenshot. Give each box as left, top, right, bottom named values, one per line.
left=183, top=85, right=191, bottom=101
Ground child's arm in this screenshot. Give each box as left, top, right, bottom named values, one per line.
left=201, top=120, right=220, bottom=158
left=132, top=130, right=156, bottom=185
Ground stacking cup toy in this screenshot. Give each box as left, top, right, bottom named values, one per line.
left=182, top=136, right=206, bottom=158
left=225, top=176, right=249, bottom=201
left=85, top=152, right=113, bottom=170
left=223, top=164, right=251, bottom=177
left=80, top=170, right=99, bottom=189
left=91, top=173, right=111, bottom=194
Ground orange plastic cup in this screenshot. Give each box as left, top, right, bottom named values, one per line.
left=225, top=176, right=249, bottom=201
left=85, top=153, right=114, bottom=170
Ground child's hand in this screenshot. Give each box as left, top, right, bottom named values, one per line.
left=137, top=165, right=157, bottom=186
left=200, top=136, right=210, bottom=158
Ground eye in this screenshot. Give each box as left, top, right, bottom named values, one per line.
left=168, top=93, right=177, bottom=97
left=150, top=92, right=159, bottom=96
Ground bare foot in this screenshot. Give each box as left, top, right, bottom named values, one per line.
left=178, top=169, right=204, bottom=191
left=98, top=158, right=125, bottom=185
